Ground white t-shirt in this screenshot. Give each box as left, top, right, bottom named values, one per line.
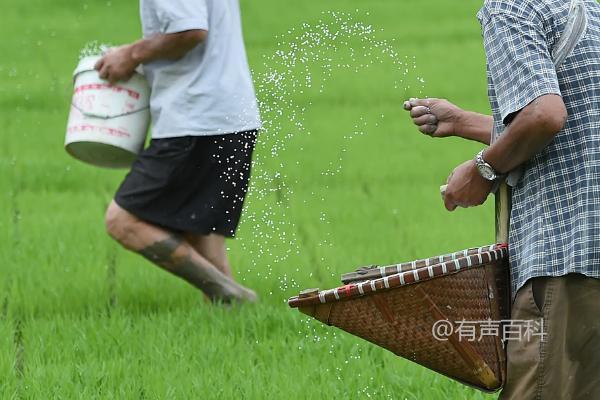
left=140, top=0, right=261, bottom=138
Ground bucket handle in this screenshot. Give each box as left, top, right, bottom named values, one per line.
left=70, top=102, right=149, bottom=120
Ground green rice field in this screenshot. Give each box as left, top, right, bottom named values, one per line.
left=1, top=0, right=499, bottom=398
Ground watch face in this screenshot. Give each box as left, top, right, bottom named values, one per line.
left=477, top=164, right=496, bottom=180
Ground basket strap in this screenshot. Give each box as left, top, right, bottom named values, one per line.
left=504, top=0, right=588, bottom=186
left=553, top=0, right=588, bottom=68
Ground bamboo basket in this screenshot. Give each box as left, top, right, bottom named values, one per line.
left=288, top=244, right=511, bottom=392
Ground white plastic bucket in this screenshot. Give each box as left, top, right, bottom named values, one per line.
left=65, top=55, right=150, bottom=168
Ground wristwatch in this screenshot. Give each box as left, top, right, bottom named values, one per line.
left=474, top=150, right=504, bottom=181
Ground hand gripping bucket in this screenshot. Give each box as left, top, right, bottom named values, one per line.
left=65, top=55, right=150, bottom=168
left=288, top=244, right=511, bottom=392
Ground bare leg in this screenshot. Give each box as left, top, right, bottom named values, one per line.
left=185, top=233, right=236, bottom=304
left=184, top=233, right=232, bottom=277
left=105, top=201, right=256, bottom=303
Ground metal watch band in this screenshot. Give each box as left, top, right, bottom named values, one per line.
left=475, top=150, right=505, bottom=181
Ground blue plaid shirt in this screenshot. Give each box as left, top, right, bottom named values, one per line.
left=477, top=0, right=600, bottom=295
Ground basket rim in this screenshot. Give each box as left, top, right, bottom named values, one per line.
left=288, top=243, right=508, bottom=308
left=341, top=244, right=502, bottom=284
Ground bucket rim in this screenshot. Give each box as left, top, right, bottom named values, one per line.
left=73, top=55, right=102, bottom=78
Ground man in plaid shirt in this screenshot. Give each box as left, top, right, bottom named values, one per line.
left=404, top=0, right=599, bottom=398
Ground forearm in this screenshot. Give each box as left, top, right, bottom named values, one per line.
left=483, top=94, right=567, bottom=174
left=95, top=30, right=206, bottom=84
left=455, top=111, right=493, bottom=145
left=129, top=30, right=207, bottom=64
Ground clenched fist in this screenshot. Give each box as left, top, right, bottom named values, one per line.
left=403, top=98, right=464, bottom=138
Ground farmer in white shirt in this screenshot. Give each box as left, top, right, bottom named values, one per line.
left=96, top=0, right=260, bottom=303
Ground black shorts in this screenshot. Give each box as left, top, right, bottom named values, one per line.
left=114, top=131, right=257, bottom=238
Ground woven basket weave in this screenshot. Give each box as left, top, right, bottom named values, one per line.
left=288, top=244, right=511, bottom=392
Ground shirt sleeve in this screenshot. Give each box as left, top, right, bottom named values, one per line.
left=154, top=0, right=209, bottom=34
left=482, top=12, right=561, bottom=125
